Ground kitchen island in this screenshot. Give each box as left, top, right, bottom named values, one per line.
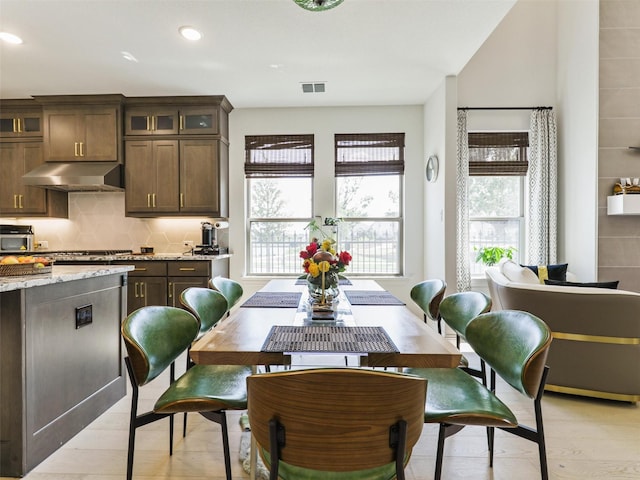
left=0, top=265, right=133, bottom=477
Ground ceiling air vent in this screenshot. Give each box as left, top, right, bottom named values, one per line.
left=301, top=82, right=326, bottom=93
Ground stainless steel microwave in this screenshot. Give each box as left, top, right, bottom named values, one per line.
left=0, top=224, right=34, bottom=252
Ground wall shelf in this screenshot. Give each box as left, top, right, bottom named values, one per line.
left=607, top=195, right=640, bottom=215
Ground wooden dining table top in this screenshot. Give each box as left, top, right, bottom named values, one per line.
left=189, top=279, right=461, bottom=369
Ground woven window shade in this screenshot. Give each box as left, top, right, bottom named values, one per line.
left=468, top=132, right=528, bottom=176
left=335, top=133, right=405, bottom=176
left=245, top=134, right=314, bottom=177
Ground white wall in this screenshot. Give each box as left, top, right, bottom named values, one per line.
left=454, top=0, right=600, bottom=282
left=228, top=106, right=424, bottom=303
left=556, top=0, right=599, bottom=281
left=423, top=76, right=458, bottom=290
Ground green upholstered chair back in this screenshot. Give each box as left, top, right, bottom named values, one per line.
left=209, top=276, right=243, bottom=310
left=121, top=306, right=199, bottom=387
left=439, top=291, right=492, bottom=339
left=247, top=368, right=427, bottom=479
left=409, top=279, right=446, bottom=322
left=466, top=310, right=552, bottom=398
left=179, top=287, right=228, bottom=337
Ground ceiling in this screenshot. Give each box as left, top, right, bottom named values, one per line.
left=0, top=0, right=517, bottom=109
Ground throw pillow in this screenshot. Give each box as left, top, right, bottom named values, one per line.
left=500, top=260, right=540, bottom=284
left=544, top=279, right=619, bottom=289
left=522, top=263, right=568, bottom=283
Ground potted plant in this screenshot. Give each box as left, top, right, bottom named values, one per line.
left=474, top=246, right=516, bottom=266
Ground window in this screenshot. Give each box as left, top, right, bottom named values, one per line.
left=245, top=135, right=313, bottom=275
left=468, top=132, right=528, bottom=276
left=335, top=133, right=404, bottom=275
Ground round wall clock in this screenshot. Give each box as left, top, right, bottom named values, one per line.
left=426, top=155, right=439, bottom=182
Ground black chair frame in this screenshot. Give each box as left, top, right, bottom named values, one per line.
left=124, top=357, right=233, bottom=480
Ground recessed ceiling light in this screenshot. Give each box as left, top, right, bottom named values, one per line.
left=0, top=32, right=23, bottom=45
left=179, top=26, right=202, bottom=41
left=121, top=51, right=139, bottom=62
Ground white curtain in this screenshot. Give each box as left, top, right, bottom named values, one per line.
left=456, top=110, right=471, bottom=292
left=527, top=108, right=558, bottom=264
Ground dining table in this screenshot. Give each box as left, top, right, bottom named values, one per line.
left=189, top=278, right=461, bottom=479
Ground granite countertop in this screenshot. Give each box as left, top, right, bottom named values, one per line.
left=49, top=253, right=232, bottom=262
left=0, top=265, right=135, bottom=293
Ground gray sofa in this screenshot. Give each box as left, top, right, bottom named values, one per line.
left=486, top=265, right=640, bottom=403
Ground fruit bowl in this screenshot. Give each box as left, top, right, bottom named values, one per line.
left=0, top=255, right=53, bottom=276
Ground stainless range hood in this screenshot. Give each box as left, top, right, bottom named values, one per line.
left=23, top=162, right=123, bottom=192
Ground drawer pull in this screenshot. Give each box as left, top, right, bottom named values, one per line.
left=179, top=267, right=196, bottom=271
left=134, top=267, right=147, bottom=272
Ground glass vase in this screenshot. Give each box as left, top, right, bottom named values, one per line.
left=307, top=272, right=339, bottom=305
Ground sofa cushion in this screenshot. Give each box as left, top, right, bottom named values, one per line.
left=544, top=279, right=619, bottom=290
left=522, top=263, right=568, bottom=282
left=500, top=260, right=540, bottom=284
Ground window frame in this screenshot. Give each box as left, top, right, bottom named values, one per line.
left=245, top=134, right=314, bottom=276
left=334, top=133, right=405, bottom=276
left=467, top=131, right=529, bottom=277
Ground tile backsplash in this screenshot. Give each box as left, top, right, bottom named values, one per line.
left=16, top=192, right=228, bottom=253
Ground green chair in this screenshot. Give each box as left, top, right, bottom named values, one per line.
left=210, top=276, right=243, bottom=315
left=438, top=291, right=492, bottom=382
left=406, top=310, right=553, bottom=480
left=179, top=287, right=230, bottom=436
left=409, top=279, right=446, bottom=325
left=121, top=305, right=251, bottom=480
left=247, top=368, right=427, bottom=480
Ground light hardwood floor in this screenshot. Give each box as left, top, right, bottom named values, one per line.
left=4, top=352, right=639, bottom=480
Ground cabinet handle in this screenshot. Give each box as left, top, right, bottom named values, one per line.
left=134, top=281, right=139, bottom=298
left=146, top=116, right=151, bottom=131
left=141, top=282, right=146, bottom=299
left=74, top=142, right=79, bottom=156
left=147, top=193, right=151, bottom=208
left=13, top=195, right=17, bottom=209
left=12, top=119, right=17, bottom=133
left=168, top=282, right=172, bottom=299
left=152, top=193, right=156, bottom=207
left=19, top=195, right=23, bottom=209
left=180, top=193, right=184, bottom=208
left=79, top=142, right=84, bottom=157
left=179, top=267, right=196, bottom=271
left=151, top=116, right=156, bottom=132
left=179, top=115, right=184, bottom=131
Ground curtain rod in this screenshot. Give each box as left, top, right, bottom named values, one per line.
left=457, top=106, right=552, bottom=111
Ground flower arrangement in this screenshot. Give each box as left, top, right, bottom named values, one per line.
left=300, top=237, right=352, bottom=279
left=300, top=236, right=352, bottom=305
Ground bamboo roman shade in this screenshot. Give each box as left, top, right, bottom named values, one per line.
left=468, top=132, right=529, bottom=176
left=245, top=134, right=314, bottom=177
left=335, top=133, right=405, bottom=176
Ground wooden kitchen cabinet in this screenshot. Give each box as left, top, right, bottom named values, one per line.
left=123, top=96, right=231, bottom=140
left=125, top=139, right=227, bottom=217
left=0, top=141, right=68, bottom=217
left=114, top=259, right=228, bottom=315
left=43, top=107, right=119, bottom=161
left=125, top=140, right=180, bottom=213
left=0, top=99, right=42, bottom=139
left=33, top=94, right=124, bottom=162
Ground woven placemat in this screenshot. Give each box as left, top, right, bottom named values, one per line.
left=344, top=290, right=405, bottom=305
left=261, top=325, right=399, bottom=353
left=241, top=292, right=302, bottom=308
left=295, top=277, right=352, bottom=286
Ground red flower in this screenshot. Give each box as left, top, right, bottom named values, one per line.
left=338, top=251, right=352, bottom=266
left=302, top=259, right=312, bottom=273
left=300, top=242, right=319, bottom=259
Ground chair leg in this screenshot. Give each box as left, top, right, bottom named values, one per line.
left=201, top=410, right=233, bottom=480
left=488, top=426, right=495, bottom=467
left=126, top=387, right=139, bottom=480
left=434, top=423, right=446, bottom=480
left=535, top=368, right=550, bottom=480
left=183, top=412, right=188, bottom=437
